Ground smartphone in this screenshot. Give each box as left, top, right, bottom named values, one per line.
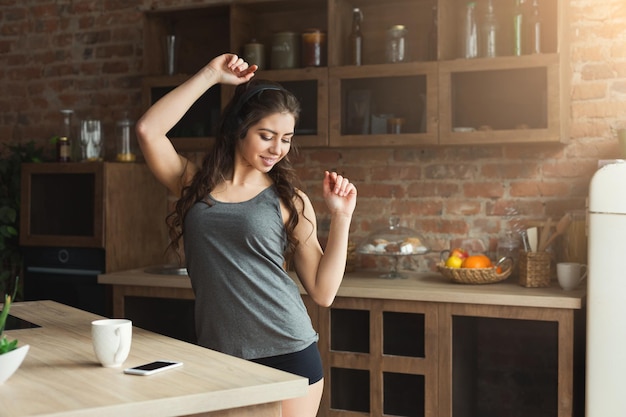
left=123, top=360, right=183, bottom=376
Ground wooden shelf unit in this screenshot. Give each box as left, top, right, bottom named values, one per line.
left=140, top=0, right=569, bottom=150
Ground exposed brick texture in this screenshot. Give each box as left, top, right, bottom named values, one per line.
left=1, top=0, right=625, bottom=273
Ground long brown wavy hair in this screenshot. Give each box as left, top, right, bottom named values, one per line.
left=166, top=79, right=305, bottom=264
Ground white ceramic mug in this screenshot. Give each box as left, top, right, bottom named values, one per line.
left=91, top=319, right=132, bottom=367
left=557, top=262, right=588, bottom=291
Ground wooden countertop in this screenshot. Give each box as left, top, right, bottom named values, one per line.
left=99, top=267, right=585, bottom=310
left=2, top=301, right=307, bottom=417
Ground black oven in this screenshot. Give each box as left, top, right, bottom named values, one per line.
left=23, top=247, right=108, bottom=316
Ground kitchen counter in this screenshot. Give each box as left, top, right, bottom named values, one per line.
left=98, top=267, right=586, bottom=417
left=1, top=300, right=307, bottom=417
left=98, top=266, right=585, bottom=313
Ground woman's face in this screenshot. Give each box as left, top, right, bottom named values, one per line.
left=237, top=112, right=295, bottom=172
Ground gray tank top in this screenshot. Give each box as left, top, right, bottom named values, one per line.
left=183, top=185, right=318, bottom=359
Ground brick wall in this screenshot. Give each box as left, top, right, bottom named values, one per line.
left=1, top=0, right=625, bottom=271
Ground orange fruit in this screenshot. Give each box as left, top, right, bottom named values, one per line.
left=461, top=254, right=492, bottom=269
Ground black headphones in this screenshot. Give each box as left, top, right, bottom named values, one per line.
left=230, top=84, right=284, bottom=117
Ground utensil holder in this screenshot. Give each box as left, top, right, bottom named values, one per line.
left=519, top=251, right=551, bottom=287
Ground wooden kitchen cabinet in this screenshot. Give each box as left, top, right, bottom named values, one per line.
left=437, top=0, right=569, bottom=144
left=329, top=63, right=438, bottom=147
left=99, top=269, right=585, bottom=417
left=315, top=289, right=584, bottom=417
left=140, top=0, right=569, bottom=148
left=20, top=162, right=169, bottom=273
left=318, top=297, right=438, bottom=417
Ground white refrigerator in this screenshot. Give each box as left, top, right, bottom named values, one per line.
left=586, top=161, right=626, bottom=416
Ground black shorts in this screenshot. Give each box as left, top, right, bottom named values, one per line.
left=251, top=342, right=324, bottom=385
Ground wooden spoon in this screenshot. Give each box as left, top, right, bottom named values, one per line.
left=538, top=213, right=572, bottom=252
left=538, top=218, right=552, bottom=253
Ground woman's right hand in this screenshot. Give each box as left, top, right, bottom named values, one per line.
left=204, top=54, right=257, bottom=86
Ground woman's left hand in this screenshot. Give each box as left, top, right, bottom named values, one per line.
left=323, top=171, right=357, bottom=216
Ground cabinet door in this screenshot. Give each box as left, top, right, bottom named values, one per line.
left=254, top=68, right=330, bottom=147
left=318, top=297, right=438, bottom=417
left=437, top=0, right=569, bottom=145
left=141, top=75, right=222, bottom=151
left=230, top=1, right=329, bottom=148
left=437, top=303, right=579, bottom=417
left=329, top=63, right=438, bottom=147
left=438, top=55, right=566, bottom=144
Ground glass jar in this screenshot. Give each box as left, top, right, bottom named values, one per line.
left=301, top=29, right=326, bottom=67
left=348, top=8, right=363, bottom=65
left=80, top=119, right=103, bottom=162
left=115, top=115, right=136, bottom=162
left=497, top=231, right=521, bottom=276
left=387, top=117, right=405, bottom=134
left=386, top=25, right=407, bottom=63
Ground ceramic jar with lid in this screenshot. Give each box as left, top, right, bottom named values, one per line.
left=243, top=40, right=265, bottom=70
left=271, top=32, right=299, bottom=69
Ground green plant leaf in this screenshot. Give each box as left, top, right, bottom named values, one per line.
left=0, top=294, right=11, bottom=335
left=0, top=336, right=18, bottom=354
left=0, top=141, right=43, bottom=300
left=0, top=206, right=17, bottom=223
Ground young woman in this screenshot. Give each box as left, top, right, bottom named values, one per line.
left=136, top=54, right=357, bottom=416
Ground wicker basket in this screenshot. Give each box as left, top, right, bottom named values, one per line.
left=437, top=257, right=513, bottom=285
left=518, top=250, right=551, bottom=287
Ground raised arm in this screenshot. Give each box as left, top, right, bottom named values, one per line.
left=135, top=54, right=257, bottom=196
left=293, top=171, right=357, bottom=307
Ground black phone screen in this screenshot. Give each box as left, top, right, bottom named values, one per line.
left=132, top=361, right=174, bottom=371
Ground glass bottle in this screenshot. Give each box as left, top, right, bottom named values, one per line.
left=115, top=113, right=136, bottom=162
left=527, top=0, right=542, bottom=54
left=513, top=0, right=524, bottom=56
left=481, top=0, right=498, bottom=58
left=428, top=4, right=438, bottom=61
left=462, top=2, right=478, bottom=59
left=60, top=109, right=73, bottom=139
left=386, top=25, right=407, bottom=63
left=348, top=8, right=363, bottom=65
left=57, top=136, right=71, bottom=162
left=59, top=109, right=78, bottom=161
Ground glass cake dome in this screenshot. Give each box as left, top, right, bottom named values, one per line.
left=357, top=216, right=430, bottom=279
left=357, top=216, right=430, bottom=256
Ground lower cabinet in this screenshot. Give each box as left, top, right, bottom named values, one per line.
left=105, top=284, right=582, bottom=417
left=309, top=296, right=584, bottom=417
left=313, top=297, right=438, bottom=417
left=124, top=296, right=196, bottom=344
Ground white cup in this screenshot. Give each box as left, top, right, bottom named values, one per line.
left=91, top=319, right=132, bottom=367
left=557, top=262, right=588, bottom=291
